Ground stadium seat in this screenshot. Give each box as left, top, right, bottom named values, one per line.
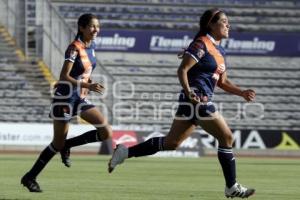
left=52, top=0, right=300, bottom=31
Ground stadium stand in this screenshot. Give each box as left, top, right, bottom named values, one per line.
left=99, top=55, right=300, bottom=130
left=0, top=25, right=52, bottom=123
left=1, top=0, right=300, bottom=132
left=51, top=0, right=300, bottom=32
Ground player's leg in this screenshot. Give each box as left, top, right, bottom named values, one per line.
left=197, top=112, right=255, bottom=198
left=129, top=119, right=196, bottom=156
left=108, top=119, right=196, bottom=173
left=60, top=107, right=112, bottom=167
left=79, top=106, right=112, bottom=141
left=21, top=120, right=69, bottom=192
left=64, top=106, right=112, bottom=147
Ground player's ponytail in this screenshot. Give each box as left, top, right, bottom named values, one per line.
left=75, top=13, right=98, bottom=40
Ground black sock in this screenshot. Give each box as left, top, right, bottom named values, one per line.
left=128, top=137, right=165, bottom=158
left=27, top=143, right=57, bottom=178
left=218, top=146, right=236, bottom=188
left=64, top=130, right=101, bottom=149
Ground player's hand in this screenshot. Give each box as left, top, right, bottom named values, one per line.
left=89, top=83, right=105, bottom=94
left=242, top=89, right=256, bottom=102
left=187, top=91, right=201, bottom=104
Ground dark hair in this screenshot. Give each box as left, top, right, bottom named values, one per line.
left=75, top=13, right=98, bottom=40
left=193, top=8, right=224, bottom=40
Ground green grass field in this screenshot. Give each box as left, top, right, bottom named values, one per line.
left=0, top=154, right=300, bottom=200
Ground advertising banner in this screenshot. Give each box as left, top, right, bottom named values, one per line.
left=198, top=129, right=300, bottom=150
left=0, top=124, right=299, bottom=156
left=0, top=123, right=98, bottom=146
left=110, top=129, right=300, bottom=157
left=95, top=29, right=300, bottom=56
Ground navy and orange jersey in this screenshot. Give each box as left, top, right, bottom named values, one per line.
left=55, top=38, right=97, bottom=99
left=184, top=34, right=226, bottom=101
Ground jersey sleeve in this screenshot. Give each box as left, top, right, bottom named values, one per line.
left=185, top=39, right=206, bottom=62
left=64, top=44, right=78, bottom=63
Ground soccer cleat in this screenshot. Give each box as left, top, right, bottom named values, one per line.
left=60, top=147, right=71, bottom=168
left=225, top=182, right=255, bottom=198
left=21, top=173, right=42, bottom=192
left=108, top=144, right=128, bottom=173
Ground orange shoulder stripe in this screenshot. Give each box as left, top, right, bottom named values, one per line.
left=72, top=41, right=93, bottom=70
left=71, top=40, right=93, bottom=98
left=200, top=36, right=226, bottom=81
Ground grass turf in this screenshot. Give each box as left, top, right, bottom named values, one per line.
left=0, top=154, right=299, bottom=200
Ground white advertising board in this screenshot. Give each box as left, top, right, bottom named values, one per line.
left=0, top=123, right=98, bottom=146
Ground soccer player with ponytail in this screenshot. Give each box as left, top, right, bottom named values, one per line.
left=21, top=13, right=112, bottom=192
left=108, top=8, right=256, bottom=198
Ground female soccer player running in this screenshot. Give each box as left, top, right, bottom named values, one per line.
left=108, top=9, right=256, bottom=198
left=21, top=13, right=112, bottom=192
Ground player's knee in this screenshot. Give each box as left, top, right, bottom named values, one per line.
left=218, top=132, right=234, bottom=147
left=97, top=126, right=112, bottom=140
left=225, top=133, right=234, bottom=145
left=51, top=140, right=65, bottom=151
left=164, top=141, right=181, bottom=150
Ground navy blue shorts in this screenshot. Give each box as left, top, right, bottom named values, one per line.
left=175, top=89, right=216, bottom=124
left=49, top=95, right=94, bottom=121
